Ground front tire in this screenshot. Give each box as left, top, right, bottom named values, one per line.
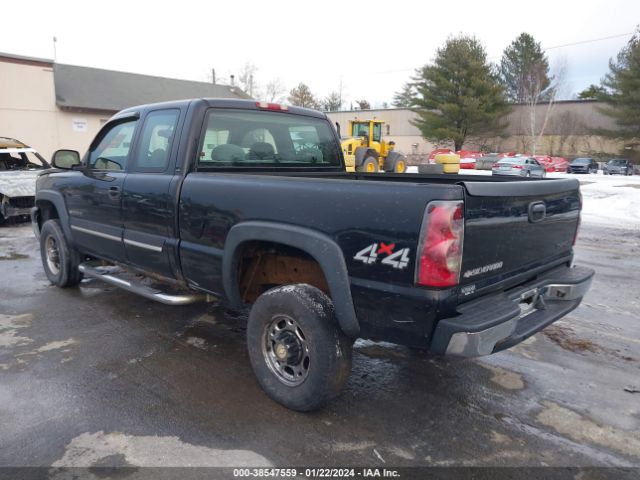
left=247, top=284, right=353, bottom=411
left=356, top=157, right=379, bottom=173
left=39, top=219, right=83, bottom=287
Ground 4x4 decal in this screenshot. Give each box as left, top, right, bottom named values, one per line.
left=354, top=242, right=411, bottom=270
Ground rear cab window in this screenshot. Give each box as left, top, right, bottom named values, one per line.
left=197, top=109, right=340, bottom=169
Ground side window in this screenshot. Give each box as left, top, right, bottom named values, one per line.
left=372, top=123, right=382, bottom=143
left=89, top=120, right=137, bottom=171
left=134, top=110, right=179, bottom=171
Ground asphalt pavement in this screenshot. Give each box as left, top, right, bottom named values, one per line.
left=0, top=220, right=638, bottom=472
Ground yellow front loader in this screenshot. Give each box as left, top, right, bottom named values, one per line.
left=338, top=120, right=407, bottom=173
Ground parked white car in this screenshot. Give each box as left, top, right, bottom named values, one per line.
left=0, top=137, right=50, bottom=223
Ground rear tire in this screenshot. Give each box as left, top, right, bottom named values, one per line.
left=39, top=219, right=83, bottom=287
left=246, top=284, right=353, bottom=411
left=393, top=159, right=406, bottom=173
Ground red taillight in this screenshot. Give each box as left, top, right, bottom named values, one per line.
left=256, top=102, right=289, bottom=112
left=416, top=201, right=464, bottom=287
left=492, top=163, right=499, bottom=168
left=512, top=165, right=523, bottom=169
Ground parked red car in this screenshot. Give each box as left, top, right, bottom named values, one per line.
left=550, top=157, right=569, bottom=172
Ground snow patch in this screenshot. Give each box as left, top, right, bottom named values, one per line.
left=186, top=336, right=207, bottom=350
left=35, top=338, right=77, bottom=353
left=406, top=168, right=640, bottom=230
left=51, top=431, right=272, bottom=467
left=0, top=313, right=33, bottom=348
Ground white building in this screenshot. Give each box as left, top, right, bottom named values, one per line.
left=0, top=52, right=249, bottom=159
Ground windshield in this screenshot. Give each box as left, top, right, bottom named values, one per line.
left=572, top=158, right=591, bottom=164
left=198, top=109, right=340, bottom=168
left=0, top=149, right=49, bottom=171
left=608, top=159, right=627, bottom=166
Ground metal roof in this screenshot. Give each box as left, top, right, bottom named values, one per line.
left=53, top=63, right=251, bottom=112
left=0, top=51, right=53, bottom=65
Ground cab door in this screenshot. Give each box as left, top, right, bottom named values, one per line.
left=66, top=117, right=138, bottom=262
left=122, top=108, right=182, bottom=278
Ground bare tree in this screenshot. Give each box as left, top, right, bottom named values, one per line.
left=237, top=62, right=258, bottom=97
left=264, top=78, right=287, bottom=103
left=551, top=110, right=581, bottom=155
left=529, top=57, right=568, bottom=154
left=322, top=91, right=343, bottom=111
left=356, top=99, right=371, bottom=110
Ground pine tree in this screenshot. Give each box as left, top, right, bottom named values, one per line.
left=411, top=35, right=509, bottom=151
left=500, top=33, right=552, bottom=103
left=392, top=83, right=414, bottom=108
left=596, top=29, right=640, bottom=145
left=578, top=84, right=606, bottom=100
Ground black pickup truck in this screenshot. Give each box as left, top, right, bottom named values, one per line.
left=32, top=99, right=594, bottom=411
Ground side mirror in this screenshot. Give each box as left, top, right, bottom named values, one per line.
left=52, top=149, right=81, bottom=170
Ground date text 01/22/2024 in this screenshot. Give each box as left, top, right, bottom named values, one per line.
left=232, top=468, right=400, bottom=477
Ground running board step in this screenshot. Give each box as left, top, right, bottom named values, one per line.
left=78, top=264, right=215, bottom=306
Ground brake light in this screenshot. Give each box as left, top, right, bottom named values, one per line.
left=492, top=163, right=499, bottom=168
left=416, top=201, right=464, bottom=287
left=256, top=102, right=289, bottom=112
left=512, top=165, right=523, bottom=169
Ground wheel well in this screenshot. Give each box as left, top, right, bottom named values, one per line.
left=365, top=149, right=379, bottom=159
left=237, top=241, right=330, bottom=304
left=35, top=200, right=59, bottom=229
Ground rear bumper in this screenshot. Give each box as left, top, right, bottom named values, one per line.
left=430, top=264, right=594, bottom=357
left=491, top=170, right=524, bottom=176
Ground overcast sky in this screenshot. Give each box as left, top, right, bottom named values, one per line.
left=2, top=0, right=638, bottom=108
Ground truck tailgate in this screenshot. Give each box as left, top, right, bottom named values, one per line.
left=459, top=178, right=580, bottom=296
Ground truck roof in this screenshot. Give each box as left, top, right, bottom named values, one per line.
left=114, top=98, right=328, bottom=120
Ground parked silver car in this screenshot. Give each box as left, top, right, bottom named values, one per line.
left=491, top=157, right=546, bottom=178
left=603, top=159, right=633, bottom=175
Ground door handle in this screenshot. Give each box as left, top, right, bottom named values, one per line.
left=108, top=186, right=120, bottom=197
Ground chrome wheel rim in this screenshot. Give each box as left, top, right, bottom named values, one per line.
left=45, top=235, right=61, bottom=275
left=262, top=314, right=310, bottom=386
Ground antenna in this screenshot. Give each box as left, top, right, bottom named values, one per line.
left=53, top=36, right=57, bottom=62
